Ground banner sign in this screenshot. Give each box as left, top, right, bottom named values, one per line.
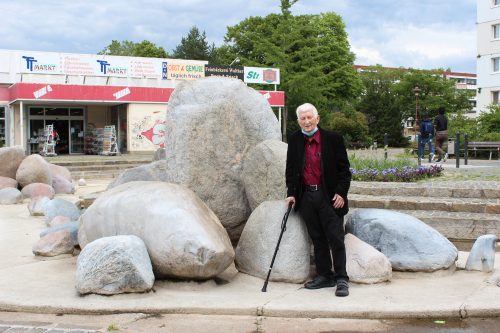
left=244, top=67, right=280, bottom=84
left=8, top=83, right=285, bottom=107
left=6, top=50, right=207, bottom=79
left=165, top=62, right=205, bottom=80
left=204, top=65, right=244, bottom=80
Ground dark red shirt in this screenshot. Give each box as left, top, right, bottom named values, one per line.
left=303, top=130, right=321, bottom=185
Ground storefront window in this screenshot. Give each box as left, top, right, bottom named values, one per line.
left=0, top=107, right=5, bottom=147
left=70, top=108, right=84, bottom=116
left=45, top=107, right=69, bottom=116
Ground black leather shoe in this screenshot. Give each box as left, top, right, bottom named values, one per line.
left=304, top=276, right=335, bottom=289
left=335, top=279, right=349, bottom=297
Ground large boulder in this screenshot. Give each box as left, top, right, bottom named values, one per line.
left=162, top=77, right=281, bottom=239
left=242, top=140, right=287, bottom=211
left=345, top=233, right=392, bottom=284
left=108, top=160, right=168, bottom=189
left=0, top=146, right=25, bottom=179
left=235, top=200, right=310, bottom=283
left=16, top=154, right=52, bottom=187
left=79, top=181, right=234, bottom=280
left=76, top=235, right=155, bottom=295
left=346, top=209, right=458, bottom=272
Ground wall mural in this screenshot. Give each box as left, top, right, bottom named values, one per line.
left=131, top=115, right=165, bottom=150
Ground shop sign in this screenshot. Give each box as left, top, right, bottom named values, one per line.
left=205, top=65, right=244, bottom=80
left=244, top=67, right=280, bottom=84
left=165, top=62, right=205, bottom=80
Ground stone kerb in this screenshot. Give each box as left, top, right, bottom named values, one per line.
left=79, top=181, right=235, bottom=280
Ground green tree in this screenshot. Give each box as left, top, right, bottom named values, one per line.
left=357, top=66, right=408, bottom=147
left=171, top=26, right=216, bottom=62
left=392, top=69, right=473, bottom=121
left=324, top=110, right=370, bottom=147
left=221, top=1, right=362, bottom=136
left=98, top=40, right=168, bottom=58
left=477, top=104, right=500, bottom=141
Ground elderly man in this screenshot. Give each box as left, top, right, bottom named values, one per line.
left=285, top=103, right=351, bottom=297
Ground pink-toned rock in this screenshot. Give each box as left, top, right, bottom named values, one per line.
left=0, top=146, right=25, bottom=179
left=0, top=176, right=18, bottom=190
left=52, top=174, right=75, bottom=194
left=49, top=163, right=72, bottom=182
left=21, top=183, right=55, bottom=199
left=16, top=154, right=52, bottom=187
left=48, top=215, right=72, bottom=227
left=345, top=233, right=392, bottom=284
left=32, top=230, right=74, bottom=256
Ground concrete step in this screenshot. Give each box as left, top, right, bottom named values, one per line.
left=348, top=193, right=500, bottom=214
left=65, top=163, right=145, bottom=172
left=350, top=181, right=500, bottom=199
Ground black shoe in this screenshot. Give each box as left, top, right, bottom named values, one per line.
left=335, top=280, right=349, bottom=297
left=304, top=276, right=335, bottom=289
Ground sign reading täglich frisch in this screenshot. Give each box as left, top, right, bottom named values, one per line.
left=244, top=67, right=280, bottom=84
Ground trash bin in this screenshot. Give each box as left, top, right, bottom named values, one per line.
left=447, top=139, right=455, bottom=155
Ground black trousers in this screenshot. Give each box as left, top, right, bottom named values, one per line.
left=298, top=189, right=348, bottom=282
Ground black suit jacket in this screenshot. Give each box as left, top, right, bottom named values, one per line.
left=285, top=127, right=352, bottom=216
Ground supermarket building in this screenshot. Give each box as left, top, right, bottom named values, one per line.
left=0, top=49, right=284, bottom=155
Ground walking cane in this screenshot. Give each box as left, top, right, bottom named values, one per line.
left=261, top=202, right=293, bottom=292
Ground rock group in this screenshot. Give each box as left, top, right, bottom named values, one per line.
left=4, top=77, right=496, bottom=297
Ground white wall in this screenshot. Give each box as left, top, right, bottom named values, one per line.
left=476, top=0, right=500, bottom=113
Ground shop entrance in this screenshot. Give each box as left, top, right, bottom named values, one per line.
left=28, top=106, right=85, bottom=154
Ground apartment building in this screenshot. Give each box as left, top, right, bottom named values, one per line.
left=476, top=0, right=500, bottom=114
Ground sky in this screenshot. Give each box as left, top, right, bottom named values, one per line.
left=0, top=0, right=477, bottom=73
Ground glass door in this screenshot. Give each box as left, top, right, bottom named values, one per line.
left=70, top=119, right=84, bottom=154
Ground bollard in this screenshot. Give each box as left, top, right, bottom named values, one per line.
left=455, top=132, right=460, bottom=168
left=464, top=134, right=468, bottom=165
left=417, top=134, right=421, bottom=166
left=384, top=133, right=388, bottom=160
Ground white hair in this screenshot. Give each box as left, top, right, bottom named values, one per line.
left=296, top=103, right=318, bottom=118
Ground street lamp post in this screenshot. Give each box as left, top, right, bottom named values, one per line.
left=413, top=85, right=421, bottom=138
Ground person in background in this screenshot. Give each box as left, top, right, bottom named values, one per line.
left=418, top=117, right=436, bottom=162
left=434, top=107, right=448, bottom=162
left=285, top=103, right=351, bottom=297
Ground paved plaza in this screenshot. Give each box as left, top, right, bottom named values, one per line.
left=0, top=155, right=499, bottom=332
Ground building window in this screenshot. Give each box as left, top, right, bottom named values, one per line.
left=466, top=79, right=477, bottom=85
left=494, top=24, right=500, bottom=39
left=493, top=58, right=500, bottom=72
left=492, top=91, right=500, bottom=104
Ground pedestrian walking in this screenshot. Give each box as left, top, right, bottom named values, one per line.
left=434, top=107, right=449, bottom=162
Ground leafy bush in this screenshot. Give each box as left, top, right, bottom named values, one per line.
left=349, top=156, right=443, bottom=182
